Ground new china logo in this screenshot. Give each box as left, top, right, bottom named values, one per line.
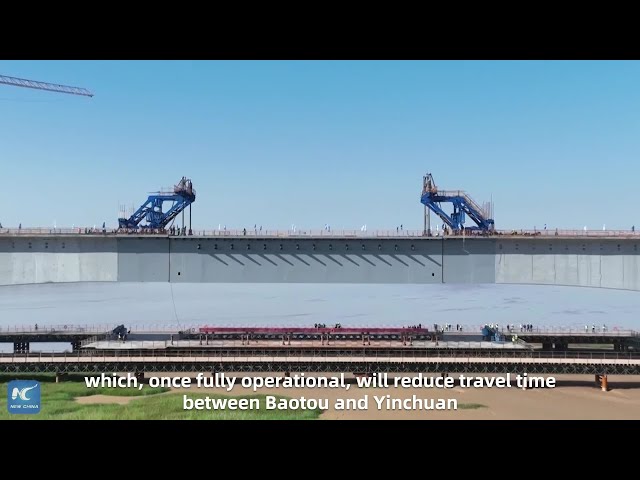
left=7, top=380, right=41, bottom=414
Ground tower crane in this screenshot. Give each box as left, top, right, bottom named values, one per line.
left=0, top=74, right=93, bottom=97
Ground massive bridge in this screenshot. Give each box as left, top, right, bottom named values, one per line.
left=1, top=231, right=640, bottom=291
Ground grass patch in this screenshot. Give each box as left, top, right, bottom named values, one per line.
left=457, top=403, right=487, bottom=410
left=0, top=375, right=322, bottom=420
left=0, top=374, right=169, bottom=398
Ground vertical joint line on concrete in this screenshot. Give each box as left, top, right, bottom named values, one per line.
left=441, top=237, right=444, bottom=284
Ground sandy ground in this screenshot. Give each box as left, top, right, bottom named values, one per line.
left=168, top=373, right=640, bottom=420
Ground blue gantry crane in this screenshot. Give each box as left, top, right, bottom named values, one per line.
left=118, top=177, right=196, bottom=232
left=420, top=173, right=494, bottom=233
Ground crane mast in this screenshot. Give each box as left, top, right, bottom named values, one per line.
left=0, top=74, right=93, bottom=97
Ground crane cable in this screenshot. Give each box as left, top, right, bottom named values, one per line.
left=170, top=282, right=180, bottom=325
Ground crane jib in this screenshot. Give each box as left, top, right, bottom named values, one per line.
left=0, top=74, right=93, bottom=97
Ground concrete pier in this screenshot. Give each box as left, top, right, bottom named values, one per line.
left=595, top=374, right=609, bottom=391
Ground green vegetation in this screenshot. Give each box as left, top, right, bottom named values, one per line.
left=457, top=403, right=487, bottom=410
left=0, top=375, right=323, bottom=420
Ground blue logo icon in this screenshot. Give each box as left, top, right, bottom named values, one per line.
left=7, top=380, right=41, bottom=414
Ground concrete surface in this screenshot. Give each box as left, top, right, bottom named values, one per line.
left=1, top=236, right=639, bottom=291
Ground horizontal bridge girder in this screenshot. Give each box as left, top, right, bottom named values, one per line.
left=1, top=359, right=638, bottom=375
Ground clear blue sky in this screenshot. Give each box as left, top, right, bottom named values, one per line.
left=1, top=60, right=639, bottom=231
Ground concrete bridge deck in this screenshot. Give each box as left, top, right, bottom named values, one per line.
left=1, top=325, right=638, bottom=352
left=58, top=347, right=640, bottom=359
left=2, top=325, right=636, bottom=338
left=3, top=232, right=640, bottom=290
left=504, top=331, right=640, bottom=346
left=84, top=339, right=530, bottom=350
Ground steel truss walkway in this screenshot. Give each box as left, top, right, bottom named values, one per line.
left=1, top=352, right=638, bottom=375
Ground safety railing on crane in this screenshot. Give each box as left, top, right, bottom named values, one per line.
left=436, top=190, right=492, bottom=219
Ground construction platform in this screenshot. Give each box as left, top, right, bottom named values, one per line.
left=445, top=329, right=640, bottom=351
left=0, top=325, right=638, bottom=353
left=83, top=339, right=530, bottom=350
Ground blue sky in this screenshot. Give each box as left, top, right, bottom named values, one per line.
left=1, top=60, right=639, bottom=231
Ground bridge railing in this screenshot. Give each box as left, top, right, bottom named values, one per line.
left=83, top=339, right=531, bottom=350
left=489, top=327, right=638, bottom=336
left=0, top=323, right=636, bottom=336
left=2, top=228, right=640, bottom=238
left=431, top=325, right=637, bottom=335
left=494, top=229, right=640, bottom=238
left=0, top=324, right=203, bottom=334
left=0, top=324, right=117, bottom=334
left=1, top=348, right=639, bottom=361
